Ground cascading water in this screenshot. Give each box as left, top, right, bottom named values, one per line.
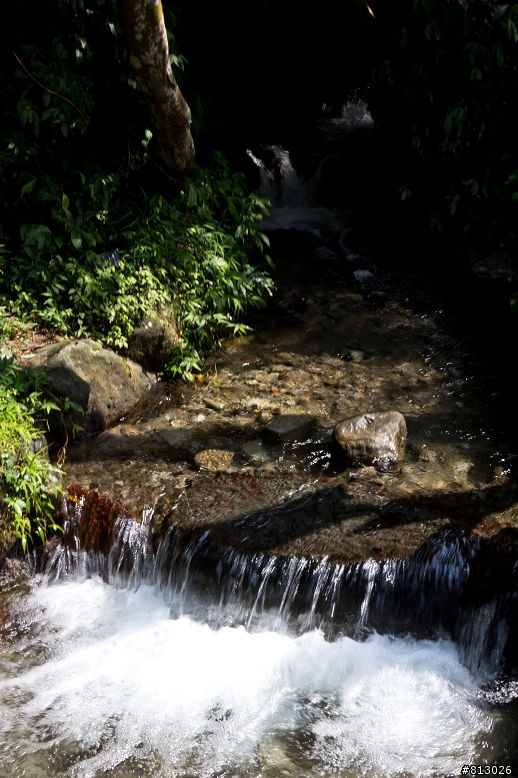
left=246, top=142, right=348, bottom=239
left=1, top=496, right=517, bottom=778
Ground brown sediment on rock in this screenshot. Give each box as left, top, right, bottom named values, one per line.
left=155, top=470, right=447, bottom=564
left=65, top=484, right=135, bottom=554
left=154, top=468, right=518, bottom=565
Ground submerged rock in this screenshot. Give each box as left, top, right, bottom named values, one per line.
left=194, top=448, right=235, bottom=471
left=265, top=409, right=316, bottom=440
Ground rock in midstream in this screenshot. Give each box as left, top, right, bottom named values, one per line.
left=333, top=410, right=407, bottom=468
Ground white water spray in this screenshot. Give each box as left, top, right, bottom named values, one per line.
left=0, top=576, right=496, bottom=778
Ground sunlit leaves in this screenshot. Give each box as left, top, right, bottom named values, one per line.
left=0, top=357, right=71, bottom=552
left=2, top=153, right=274, bottom=381
left=1, top=0, right=275, bottom=385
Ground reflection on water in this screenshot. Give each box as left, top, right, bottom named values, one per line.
left=0, top=576, right=513, bottom=778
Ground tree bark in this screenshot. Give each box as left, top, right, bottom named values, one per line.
left=118, top=0, right=195, bottom=176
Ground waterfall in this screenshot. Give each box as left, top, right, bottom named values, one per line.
left=247, top=145, right=308, bottom=207
left=1, top=487, right=516, bottom=777
left=35, top=493, right=517, bottom=679
left=246, top=142, right=349, bottom=239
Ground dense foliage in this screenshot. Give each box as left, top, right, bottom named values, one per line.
left=369, top=0, right=518, bottom=281
left=0, top=356, right=83, bottom=552
left=0, top=157, right=274, bottom=378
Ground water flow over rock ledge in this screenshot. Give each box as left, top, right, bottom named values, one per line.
left=1, top=573, right=508, bottom=778
left=37, top=486, right=518, bottom=679
left=7, top=484, right=511, bottom=777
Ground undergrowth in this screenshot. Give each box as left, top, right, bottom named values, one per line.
left=0, top=357, right=83, bottom=553
left=0, top=154, right=274, bottom=381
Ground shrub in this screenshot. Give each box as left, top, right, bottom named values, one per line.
left=0, top=155, right=274, bottom=379
left=0, top=357, right=77, bottom=552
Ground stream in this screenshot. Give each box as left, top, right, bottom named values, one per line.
left=1, top=100, right=518, bottom=778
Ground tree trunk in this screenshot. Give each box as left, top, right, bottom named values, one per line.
left=118, top=0, right=195, bottom=176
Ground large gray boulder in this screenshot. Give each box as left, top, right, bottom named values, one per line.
left=26, top=338, right=155, bottom=436
left=333, top=411, right=407, bottom=469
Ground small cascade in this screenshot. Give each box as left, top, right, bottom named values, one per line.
left=1, top=490, right=514, bottom=777
left=246, top=142, right=349, bottom=238
left=247, top=145, right=308, bottom=207
left=36, top=485, right=155, bottom=588
left=37, top=489, right=518, bottom=679
left=245, top=100, right=380, bottom=285
left=317, top=98, right=375, bottom=139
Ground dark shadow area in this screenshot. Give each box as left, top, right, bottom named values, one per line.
left=161, top=469, right=518, bottom=562
left=175, top=1, right=375, bottom=160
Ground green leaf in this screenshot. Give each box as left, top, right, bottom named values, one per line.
left=494, top=5, right=509, bottom=20
left=21, top=178, right=37, bottom=196
left=71, top=229, right=83, bottom=249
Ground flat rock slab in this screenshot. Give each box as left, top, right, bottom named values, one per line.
left=265, top=410, right=317, bottom=440
left=154, top=470, right=479, bottom=564
left=59, top=466, right=518, bottom=566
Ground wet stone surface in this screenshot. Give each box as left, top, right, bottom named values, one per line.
left=63, top=256, right=518, bottom=563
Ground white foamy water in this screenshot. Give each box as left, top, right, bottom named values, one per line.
left=0, top=577, right=492, bottom=777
